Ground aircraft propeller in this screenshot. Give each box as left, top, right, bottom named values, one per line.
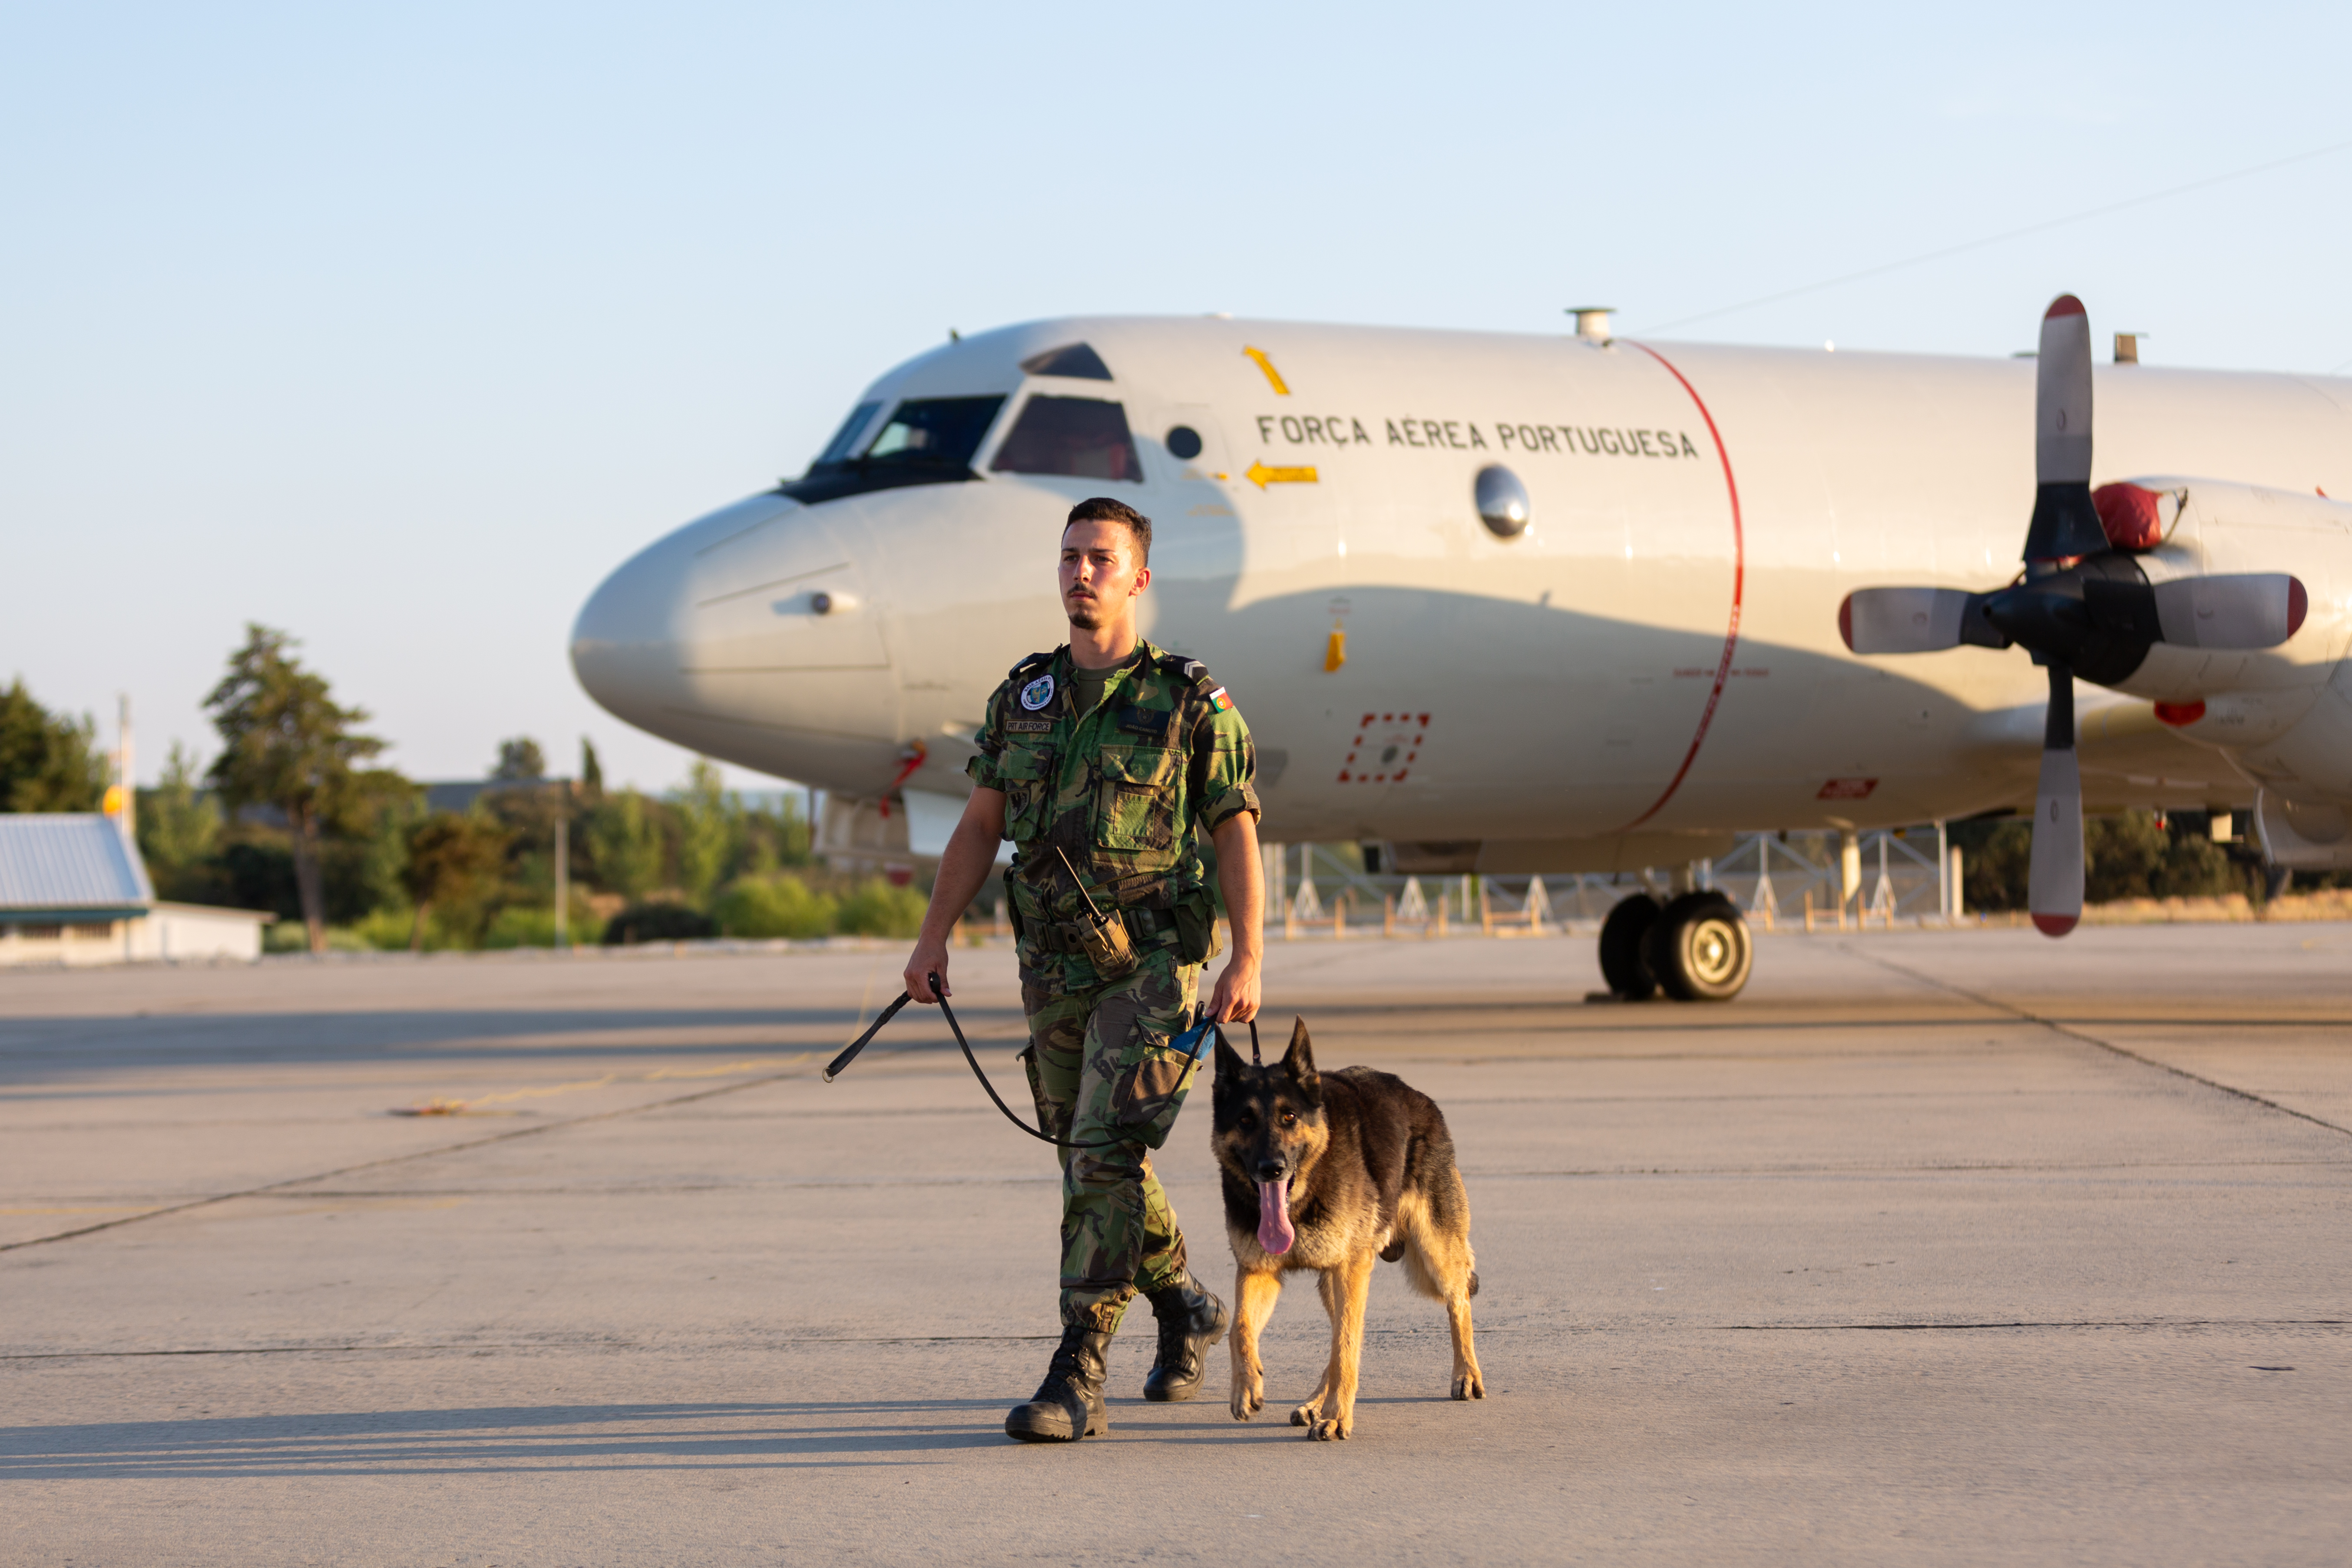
left=1838, top=296, right=2308, bottom=937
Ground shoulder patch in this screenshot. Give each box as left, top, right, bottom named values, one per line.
left=1019, top=673, right=1057, bottom=711
left=1207, top=686, right=1234, bottom=715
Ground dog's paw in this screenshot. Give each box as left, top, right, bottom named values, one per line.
left=1305, top=1415, right=1350, bottom=1442
left=1230, top=1382, right=1263, bottom=1422
left=1289, top=1402, right=1319, bottom=1427
left=1451, top=1371, right=1486, bottom=1401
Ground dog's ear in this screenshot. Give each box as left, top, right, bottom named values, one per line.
left=1281, top=1016, right=1319, bottom=1099
left=1212, top=1026, right=1246, bottom=1084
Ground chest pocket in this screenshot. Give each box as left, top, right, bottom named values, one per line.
left=1094, top=744, right=1180, bottom=850
left=997, top=741, right=1055, bottom=841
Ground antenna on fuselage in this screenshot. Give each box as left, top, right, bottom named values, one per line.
left=1566, top=307, right=1614, bottom=344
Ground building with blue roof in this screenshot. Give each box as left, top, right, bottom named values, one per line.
left=0, top=815, right=271, bottom=966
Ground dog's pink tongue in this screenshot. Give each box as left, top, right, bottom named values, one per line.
left=1257, top=1178, right=1295, bottom=1255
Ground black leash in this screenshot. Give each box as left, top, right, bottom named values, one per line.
left=821, top=990, right=912, bottom=1082
left=826, top=973, right=1164, bottom=1150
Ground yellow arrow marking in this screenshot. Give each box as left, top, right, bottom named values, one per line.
left=1242, top=346, right=1290, bottom=395
left=1246, top=462, right=1317, bottom=489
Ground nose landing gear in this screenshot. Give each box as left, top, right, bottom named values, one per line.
left=1596, top=890, right=1753, bottom=1003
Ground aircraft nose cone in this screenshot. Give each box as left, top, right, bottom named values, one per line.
left=570, top=493, right=798, bottom=736
left=571, top=492, right=902, bottom=780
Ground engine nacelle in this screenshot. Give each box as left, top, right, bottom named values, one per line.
left=2104, top=477, right=2352, bottom=705
left=2256, top=791, right=2352, bottom=870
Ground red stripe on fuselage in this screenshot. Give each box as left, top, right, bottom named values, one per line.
left=1614, top=342, right=1744, bottom=833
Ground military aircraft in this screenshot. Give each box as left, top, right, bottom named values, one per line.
left=571, top=301, right=2352, bottom=1002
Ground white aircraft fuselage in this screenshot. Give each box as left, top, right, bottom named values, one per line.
left=572, top=316, right=2352, bottom=872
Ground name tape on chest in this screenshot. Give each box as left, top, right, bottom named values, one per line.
left=1005, top=718, right=1052, bottom=734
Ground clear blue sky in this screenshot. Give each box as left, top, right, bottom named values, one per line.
left=5, top=2, right=2348, bottom=791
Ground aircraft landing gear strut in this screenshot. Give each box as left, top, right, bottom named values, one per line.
left=1597, top=889, right=1753, bottom=1003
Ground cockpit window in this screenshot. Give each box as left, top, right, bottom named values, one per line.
left=813, top=401, right=883, bottom=466
left=863, top=397, right=1002, bottom=463
left=1019, top=342, right=1113, bottom=380
left=989, top=395, right=1145, bottom=483
left=780, top=394, right=1007, bottom=505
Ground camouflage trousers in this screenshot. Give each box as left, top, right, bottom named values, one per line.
left=1018, top=946, right=1205, bottom=1334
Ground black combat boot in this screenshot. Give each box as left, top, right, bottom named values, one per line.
left=1141, top=1270, right=1229, bottom=1403
left=1003, top=1322, right=1113, bottom=1442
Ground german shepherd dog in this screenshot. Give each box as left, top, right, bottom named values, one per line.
left=1211, top=1018, right=1483, bottom=1440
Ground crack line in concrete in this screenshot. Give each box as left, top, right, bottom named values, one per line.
left=1842, top=944, right=2352, bottom=1138
left=1722, top=1318, right=2349, bottom=1331
left=0, top=1054, right=826, bottom=1255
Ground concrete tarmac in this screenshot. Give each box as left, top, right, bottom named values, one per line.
left=3, top=926, right=2348, bottom=1566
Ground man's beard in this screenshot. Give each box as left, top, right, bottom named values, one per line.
left=1065, top=596, right=1105, bottom=630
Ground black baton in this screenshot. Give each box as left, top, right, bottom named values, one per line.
left=821, top=989, right=916, bottom=1083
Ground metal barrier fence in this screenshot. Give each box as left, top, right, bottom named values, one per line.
left=1248, top=828, right=1963, bottom=938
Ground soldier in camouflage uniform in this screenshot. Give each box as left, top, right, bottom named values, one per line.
left=902, top=495, right=1264, bottom=1444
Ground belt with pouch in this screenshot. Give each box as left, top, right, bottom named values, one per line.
left=1025, top=904, right=1184, bottom=956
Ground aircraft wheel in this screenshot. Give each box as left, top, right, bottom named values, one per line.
left=1597, top=894, right=1662, bottom=1000
left=1647, top=892, right=1752, bottom=1003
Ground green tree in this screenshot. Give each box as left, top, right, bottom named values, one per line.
left=1951, top=818, right=2031, bottom=911
left=0, top=679, right=106, bottom=812
left=494, top=737, right=547, bottom=781
left=672, top=760, right=732, bottom=907
left=1954, top=809, right=2260, bottom=913
left=585, top=788, right=663, bottom=900
left=580, top=737, right=604, bottom=799
left=203, top=625, right=387, bottom=953
left=136, top=743, right=222, bottom=900
left=2150, top=832, right=2239, bottom=899
left=332, top=779, right=424, bottom=924
left=400, top=812, right=511, bottom=950
left=2085, top=813, right=2169, bottom=903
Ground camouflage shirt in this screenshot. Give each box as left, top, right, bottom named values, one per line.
left=967, top=639, right=1258, bottom=976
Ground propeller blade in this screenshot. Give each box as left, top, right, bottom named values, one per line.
left=1839, top=587, right=1983, bottom=653
left=2022, top=295, right=2107, bottom=564
left=2028, top=664, right=2084, bottom=937
left=2153, top=573, right=2308, bottom=649
left=2080, top=572, right=2309, bottom=649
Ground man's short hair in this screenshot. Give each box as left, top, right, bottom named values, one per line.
left=1065, top=497, right=1152, bottom=565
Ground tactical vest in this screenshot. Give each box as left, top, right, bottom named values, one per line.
left=988, top=640, right=1227, bottom=969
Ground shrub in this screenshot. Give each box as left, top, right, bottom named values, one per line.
left=352, top=906, right=420, bottom=950
left=712, top=873, right=837, bottom=939
left=483, top=906, right=557, bottom=949
left=2149, top=834, right=2240, bottom=900
left=834, top=877, right=928, bottom=938
left=265, top=920, right=370, bottom=953
left=602, top=902, right=718, bottom=944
